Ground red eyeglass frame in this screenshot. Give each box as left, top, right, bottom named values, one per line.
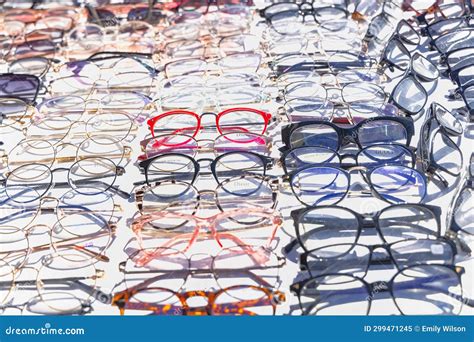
left=147, top=107, right=273, bottom=138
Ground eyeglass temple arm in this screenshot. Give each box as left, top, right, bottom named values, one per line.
left=303, top=247, right=451, bottom=271
left=0, top=203, right=109, bottom=224
left=5, top=178, right=131, bottom=200
left=1, top=240, right=109, bottom=263
left=135, top=232, right=276, bottom=268
left=2, top=277, right=112, bottom=304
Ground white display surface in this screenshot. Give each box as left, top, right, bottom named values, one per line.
left=0, top=2, right=472, bottom=316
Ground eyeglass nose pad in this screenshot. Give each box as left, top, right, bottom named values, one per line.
left=327, top=89, right=341, bottom=102
left=197, top=189, right=217, bottom=209
left=39, top=196, right=60, bottom=210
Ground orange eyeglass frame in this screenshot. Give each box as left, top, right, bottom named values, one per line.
left=112, top=285, right=285, bottom=316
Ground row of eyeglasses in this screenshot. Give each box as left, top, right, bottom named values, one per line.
left=0, top=0, right=473, bottom=316
left=272, top=0, right=474, bottom=315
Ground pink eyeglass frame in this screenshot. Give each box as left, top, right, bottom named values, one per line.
left=131, top=207, right=282, bottom=265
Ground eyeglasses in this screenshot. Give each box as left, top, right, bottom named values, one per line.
left=389, top=53, right=439, bottom=115
left=162, top=52, right=261, bottom=78
left=4, top=6, right=84, bottom=28
left=62, top=24, right=110, bottom=58
left=274, top=67, right=384, bottom=89
left=273, top=67, right=382, bottom=89
left=5, top=16, right=71, bottom=42
left=287, top=163, right=426, bottom=206
left=422, top=14, right=473, bottom=40
left=85, top=3, right=169, bottom=26
left=0, top=207, right=115, bottom=268
left=147, top=108, right=274, bottom=138
left=177, top=0, right=253, bottom=15
left=290, top=264, right=472, bottom=315
left=432, top=27, right=474, bottom=55
left=402, top=0, right=469, bottom=25
left=119, top=245, right=285, bottom=291
left=2, top=0, right=40, bottom=10
left=131, top=208, right=282, bottom=256
left=0, top=252, right=109, bottom=313
left=277, top=83, right=388, bottom=123
left=10, top=28, right=64, bottom=61
left=3, top=136, right=132, bottom=171
left=281, top=117, right=415, bottom=151
left=24, top=111, right=138, bottom=146
left=0, top=194, right=121, bottom=230
left=139, top=132, right=272, bottom=160
left=446, top=153, right=474, bottom=237
left=63, top=22, right=160, bottom=56
left=104, top=21, right=160, bottom=54
left=134, top=175, right=278, bottom=215
left=136, top=151, right=274, bottom=187
left=450, top=63, right=474, bottom=93
left=269, top=51, right=375, bottom=77
left=461, top=84, right=474, bottom=121
left=8, top=56, right=58, bottom=78
left=159, top=33, right=260, bottom=61
left=0, top=292, right=93, bottom=315
left=280, top=143, right=415, bottom=174
left=0, top=73, right=41, bottom=104
left=157, top=85, right=269, bottom=113
left=363, top=7, right=398, bottom=46
left=48, top=55, right=159, bottom=96
left=260, top=3, right=348, bottom=35
left=300, top=238, right=457, bottom=278
left=0, top=97, right=38, bottom=129
left=112, top=284, right=285, bottom=316
left=379, top=20, right=421, bottom=70
left=442, top=46, right=474, bottom=77
left=160, top=17, right=249, bottom=43
left=1, top=156, right=129, bottom=204
left=36, top=92, right=153, bottom=122
left=418, top=102, right=464, bottom=185
left=160, top=72, right=261, bottom=91
left=278, top=81, right=386, bottom=105
left=285, top=203, right=442, bottom=253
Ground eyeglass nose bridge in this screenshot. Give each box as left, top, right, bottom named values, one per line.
left=345, top=165, right=369, bottom=173
left=196, top=157, right=214, bottom=168
left=188, top=253, right=213, bottom=271
left=196, top=189, right=218, bottom=205
left=199, top=112, right=220, bottom=131
left=368, top=280, right=390, bottom=295
left=39, top=196, right=60, bottom=212
left=200, top=112, right=218, bottom=119
left=325, top=87, right=344, bottom=102
left=180, top=292, right=213, bottom=315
